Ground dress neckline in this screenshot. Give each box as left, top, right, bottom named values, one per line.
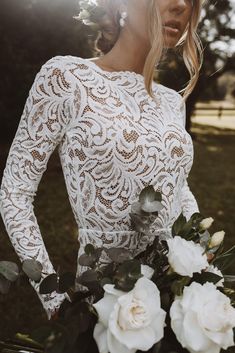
left=83, top=58, right=145, bottom=81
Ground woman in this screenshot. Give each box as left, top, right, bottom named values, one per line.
left=0, top=0, right=203, bottom=321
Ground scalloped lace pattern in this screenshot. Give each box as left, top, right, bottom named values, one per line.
left=0, top=55, right=199, bottom=318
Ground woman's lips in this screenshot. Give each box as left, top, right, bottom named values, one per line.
left=163, top=20, right=181, bottom=36
left=163, top=25, right=180, bottom=35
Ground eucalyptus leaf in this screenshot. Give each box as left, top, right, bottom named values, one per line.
left=104, top=248, right=133, bottom=263
left=78, top=253, right=97, bottom=267
left=139, top=185, right=162, bottom=204
left=0, top=273, right=11, bottom=294
left=84, top=244, right=95, bottom=255
left=58, top=272, right=76, bottom=293
left=39, top=274, right=58, bottom=294
left=141, top=200, right=164, bottom=213
left=22, top=259, right=43, bottom=282
left=114, top=260, right=141, bottom=291
left=0, top=261, right=19, bottom=282
left=77, top=269, right=100, bottom=290
left=100, top=277, right=112, bottom=287
left=130, top=201, right=143, bottom=215
left=190, top=212, right=204, bottom=226
left=130, top=213, right=150, bottom=233
left=178, top=218, right=201, bottom=240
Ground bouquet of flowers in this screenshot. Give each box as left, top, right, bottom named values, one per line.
left=1, top=186, right=235, bottom=353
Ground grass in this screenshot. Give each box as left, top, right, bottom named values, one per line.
left=0, top=123, right=235, bottom=348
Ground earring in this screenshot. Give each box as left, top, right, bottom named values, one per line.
left=119, top=11, right=128, bottom=27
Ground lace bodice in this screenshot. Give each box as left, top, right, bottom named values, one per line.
left=0, top=55, right=199, bottom=319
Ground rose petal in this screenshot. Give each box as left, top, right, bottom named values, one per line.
left=141, top=264, right=154, bottom=279
left=151, top=309, right=166, bottom=342
left=93, top=322, right=108, bottom=353
left=183, top=311, right=212, bottom=351
left=109, top=301, right=165, bottom=350
left=107, top=328, right=135, bottom=353
left=204, top=328, right=235, bottom=349
left=103, top=283, right=126, bottom=297
left=93, top=293, right=117, bottom=327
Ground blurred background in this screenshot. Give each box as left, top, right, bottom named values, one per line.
left=0, top=0, right=235, bottom=343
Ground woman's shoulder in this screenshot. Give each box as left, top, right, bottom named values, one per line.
left=153, top=82, right=184, bottom=109
left=41, top=55, right=85, bottom=68
left=154, top=81, right=182, bottom=101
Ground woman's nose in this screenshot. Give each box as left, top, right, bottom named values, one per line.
left=169, top=0, right=190, bottom=15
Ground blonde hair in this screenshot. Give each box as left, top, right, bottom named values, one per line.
left=82, top=0, right=204, bottom=100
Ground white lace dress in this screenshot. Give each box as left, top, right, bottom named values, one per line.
left=0, top=55, right=199, bottom=320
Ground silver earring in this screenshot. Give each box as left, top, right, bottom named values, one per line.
left=119, top=11, right=127, bottom=27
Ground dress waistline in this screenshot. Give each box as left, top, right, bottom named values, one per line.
left=78, top=227, right=172, bottom=246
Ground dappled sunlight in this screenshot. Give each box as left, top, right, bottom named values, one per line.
left=206, top=145, right=222, bottom=152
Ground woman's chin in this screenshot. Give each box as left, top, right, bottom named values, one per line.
left=163, top=36, right=180, bottom=49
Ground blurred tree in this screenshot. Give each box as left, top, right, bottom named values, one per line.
left=158, top=0, right=235, bottom=132
left=0, top=0, right=93, bottom=142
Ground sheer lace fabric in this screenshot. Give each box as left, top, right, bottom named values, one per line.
left=0, top=56, right=199, bottom=319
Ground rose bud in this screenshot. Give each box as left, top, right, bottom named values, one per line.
left=209, top=230, right=225, bottom=248
left=199, top=217, right=214, bottom=231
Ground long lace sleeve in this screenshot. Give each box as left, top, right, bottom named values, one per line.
left=0, top=56, right=74, bottom=319
left=179, top=97, right=200, bottom=221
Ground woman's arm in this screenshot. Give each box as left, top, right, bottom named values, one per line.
left=179, top=96, right=200, bottom=221
left=0, top=56, right=74, bottom=319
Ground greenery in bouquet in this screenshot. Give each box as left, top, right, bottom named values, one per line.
left=1, top=186, right=235, bottom=353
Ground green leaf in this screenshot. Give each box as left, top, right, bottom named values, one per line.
left=39, top=274, right=58, bottom=294
left=0, top=261, right=19, bottom=282
left=171, top=276, right=191, bottom=296
left=141, top=200, right=164, bottom=213
left=172, top=213, right=187, bottom=236
left=77, top=269, right=100, bottom=290
left=190, top=212, right=204, bottom=226
left=78, top=253, right=97, bottom=267
left=0, top=273, right=11, bottom=294
left=58, top=272, right=75, bottom=293
left=22, top=259, right=43, bottom=282
left=139, top=185, right=162, bottom=203
left=130, top=213, right=151, bottom=233
left=14, top=333, right=43, bottom=349
left=114, top=260, right=142, bottom=291
left=100, top=277, right=112, bottom=287
left=104, top=248, right=133, bottom=263
left=193, top=271, right=223, bottom=285
left=138, top=185, right=163, bottom=214
left=213, top=245, right=235, bottom=271
left=131, top=201, right=143, bottom=215
left=84, top=244, right=95, bottom=255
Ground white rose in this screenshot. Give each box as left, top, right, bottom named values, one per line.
left=166, top=236, right=208, bottom=277
left=93, top=276, right=166, bottom=353
left=209, top=230, right=225, bottom=248
left=170, top=282, right=235, bottom=353
left=140, top=264, right=154, bottom=279
left=206, top=265, right=224, bottom=287
left=199, top=217, right=214, bottom=230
